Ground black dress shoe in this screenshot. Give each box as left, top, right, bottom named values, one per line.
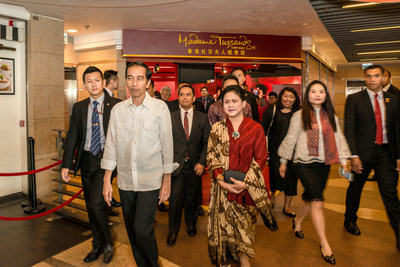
left=110, top=198, right=121, bottom=207
left=260, top=211, right=279, bottom=231
left=158, top=203, right=168, bottom=212
left=108, top=208, right=119, bottom=217
left=292, top=218, right=304, bottom=239
left=344, top=221, right=361, bottom=235
left=198, top=206, right=205, bottom=216
left=320, top=245, right=336, bottom=265
left=283, top=208, right=296, bottom=218
left=83, top=246, right=102, bottom=263
left=167, top=233, right=177, bottom=245
left=188, top=225, right=197, bottom=236
left=103, top=244, right=113, bottom=263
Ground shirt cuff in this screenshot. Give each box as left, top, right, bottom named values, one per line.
left=349, top=155, right=359, bottom=159
left=212, top=168, right=223, bottom=179
left=280, top=158, right=288, bottom=165
left=101, top=159, right=117, bottom=171
left=163, top=163, right=174, bottom=174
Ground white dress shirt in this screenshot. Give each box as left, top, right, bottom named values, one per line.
left=84, top=94, right=105, bottom=151
left=105, top=87, right=114, bottom=97
left=382, top=84, right=390, bottom=92
left=101, top=92, right=174, bottom=191
left=366, top=88, right=388, bottom=144
left=179, top=106, right=193, bottom=136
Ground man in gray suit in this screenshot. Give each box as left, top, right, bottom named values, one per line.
left=167, top=84, right=211, bottom=245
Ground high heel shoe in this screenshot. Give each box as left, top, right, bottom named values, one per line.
left=292, top=218, right=304, bottom=239
left=283, top=208, right=296, bottom=218
left=320, top=245, right=336, bottom=265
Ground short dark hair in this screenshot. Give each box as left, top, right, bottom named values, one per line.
left=200, top=87, right=208, bottom=92
left=384, top=69, right=392, bottom=78
left=178, top=81, right=192, bottom=89
left=222, top=74, right=239, bottom=88
left=256, top=84, right=267, bottom=94
left=104, top=70, right=118, bottom=86
left=149, top=79, right=154, bottom=87
left=364, top=64, right=384, bottom=75
left=302, top=80, right=336, bottom=132
left=231, top=67, right=246, bottom=76
left=275, top=87, right=301, bottom=110
left=126, top=62, right=152, bottom=80
left=221, top=85, right=246, bottom=102
left=268, top=91, right=278, bottom=98
left=83, top=66, right=103, bottom=83
left=178, top=85, right=195, bottom=96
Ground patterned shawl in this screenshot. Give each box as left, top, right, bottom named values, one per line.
left=206, top=119, right=272, bottom=265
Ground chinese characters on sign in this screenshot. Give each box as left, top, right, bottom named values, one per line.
left=179, top=33, right=256, bottom=57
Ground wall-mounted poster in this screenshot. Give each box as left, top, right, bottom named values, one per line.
left=0, top=58, right=14, bottom=95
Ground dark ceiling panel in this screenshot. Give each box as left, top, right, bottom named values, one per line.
left=309, top=0, right=400, bottom=62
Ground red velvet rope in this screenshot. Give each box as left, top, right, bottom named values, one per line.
left=0, top=160, right=63, bottom=176
left=0, top=188, right=83, bottom=221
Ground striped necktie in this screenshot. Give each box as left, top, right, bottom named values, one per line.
left=90, top=101, right=101, bottom=156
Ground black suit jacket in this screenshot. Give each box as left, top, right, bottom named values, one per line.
left=167, top=99, right=206, bottom=113
left=62, top=90, right=122, bottom=174
left=171, top=109, right=211, bottom=176
left=387, top=84, right=400, bottom=96
left=196, top=96, right=215, bottom=112
left=344, top=89, right=400, bottom=163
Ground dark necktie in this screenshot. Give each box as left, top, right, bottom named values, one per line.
left=90, top=100, right=101, bottom=155
left=202, top=98, right=206, bottom=108
left=374, top=94, right=383, bottom=145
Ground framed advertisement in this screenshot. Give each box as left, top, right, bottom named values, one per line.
left=0, top=58, right=15, bottom=95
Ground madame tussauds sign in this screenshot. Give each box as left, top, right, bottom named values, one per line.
left=123, top=29, right=302, bottom=62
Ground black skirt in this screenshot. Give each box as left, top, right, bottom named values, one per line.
left=294, top=162, right=330, bottom=202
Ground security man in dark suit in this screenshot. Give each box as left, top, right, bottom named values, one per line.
left=382, top=69, right=400, bottom=96
left=167, top=84, right=211, bottom=245
left=61, top=66, right=121, bottom=263
left=344, top=64, right=400, bottom=252
left=196, top=86, right=215, bottom=112
left=167, top=82, right=206, bottom=113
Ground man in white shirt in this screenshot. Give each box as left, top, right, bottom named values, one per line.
left=102, top=62, right=173, bottom=267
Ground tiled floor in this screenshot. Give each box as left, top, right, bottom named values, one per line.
left=3, top=164, right=400, bottom=266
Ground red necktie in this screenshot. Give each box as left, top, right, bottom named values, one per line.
left=374, top=94, right=383, bottom=145
left=184, top=111, right=189, bottom=140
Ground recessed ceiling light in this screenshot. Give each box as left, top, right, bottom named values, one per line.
left=351, top=25, right=400, bottom=33
left=357, top=50, right=400, bottom=55
left=360, top=58, right=399, bottom=61
left=343, top=3, right=379, bottom=9
left=67, top=29, right=78, bottom=33
left=355, top=40, right=400, bottom=46
left=302, top=23, right=309, bottom=26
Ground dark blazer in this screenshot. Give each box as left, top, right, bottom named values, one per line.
left=171, top=109, right=211, bottom=176
left=62, top=90, right=122, bottom=174
left=167, top=99, right=206, bottom=113
left=344, top=89, right=400, bottom=163
left=387, top=84, right=400, bottom=96
left=196, top=96, right=215, bottom=112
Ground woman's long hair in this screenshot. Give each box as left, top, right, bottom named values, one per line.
left=301, top=80, right=337, bottom=131
left=275, top=87, right=301, bottom=111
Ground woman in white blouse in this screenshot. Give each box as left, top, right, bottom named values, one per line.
left=278, top=80, right=350, bottom=265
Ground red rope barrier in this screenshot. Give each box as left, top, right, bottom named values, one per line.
left=0, top=160, right=63, bottom=176
left=0, top=188, right=83, bottom=221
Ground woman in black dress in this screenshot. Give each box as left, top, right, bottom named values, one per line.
left=261, top=87, right=301, bottom=217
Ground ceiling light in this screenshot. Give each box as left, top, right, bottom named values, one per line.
left=355, top=40, right=400, bottom=46
left=66, top=29, right=77, bottom=33
left=360, top=58, right=399, bottom=61
left=357, top=50, right=400, bottom=55
left=351, top=25, right=400, bottom=33
left=343, top=2, right=379, bottom=9
left=302, top=23, right=309, bottom=26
